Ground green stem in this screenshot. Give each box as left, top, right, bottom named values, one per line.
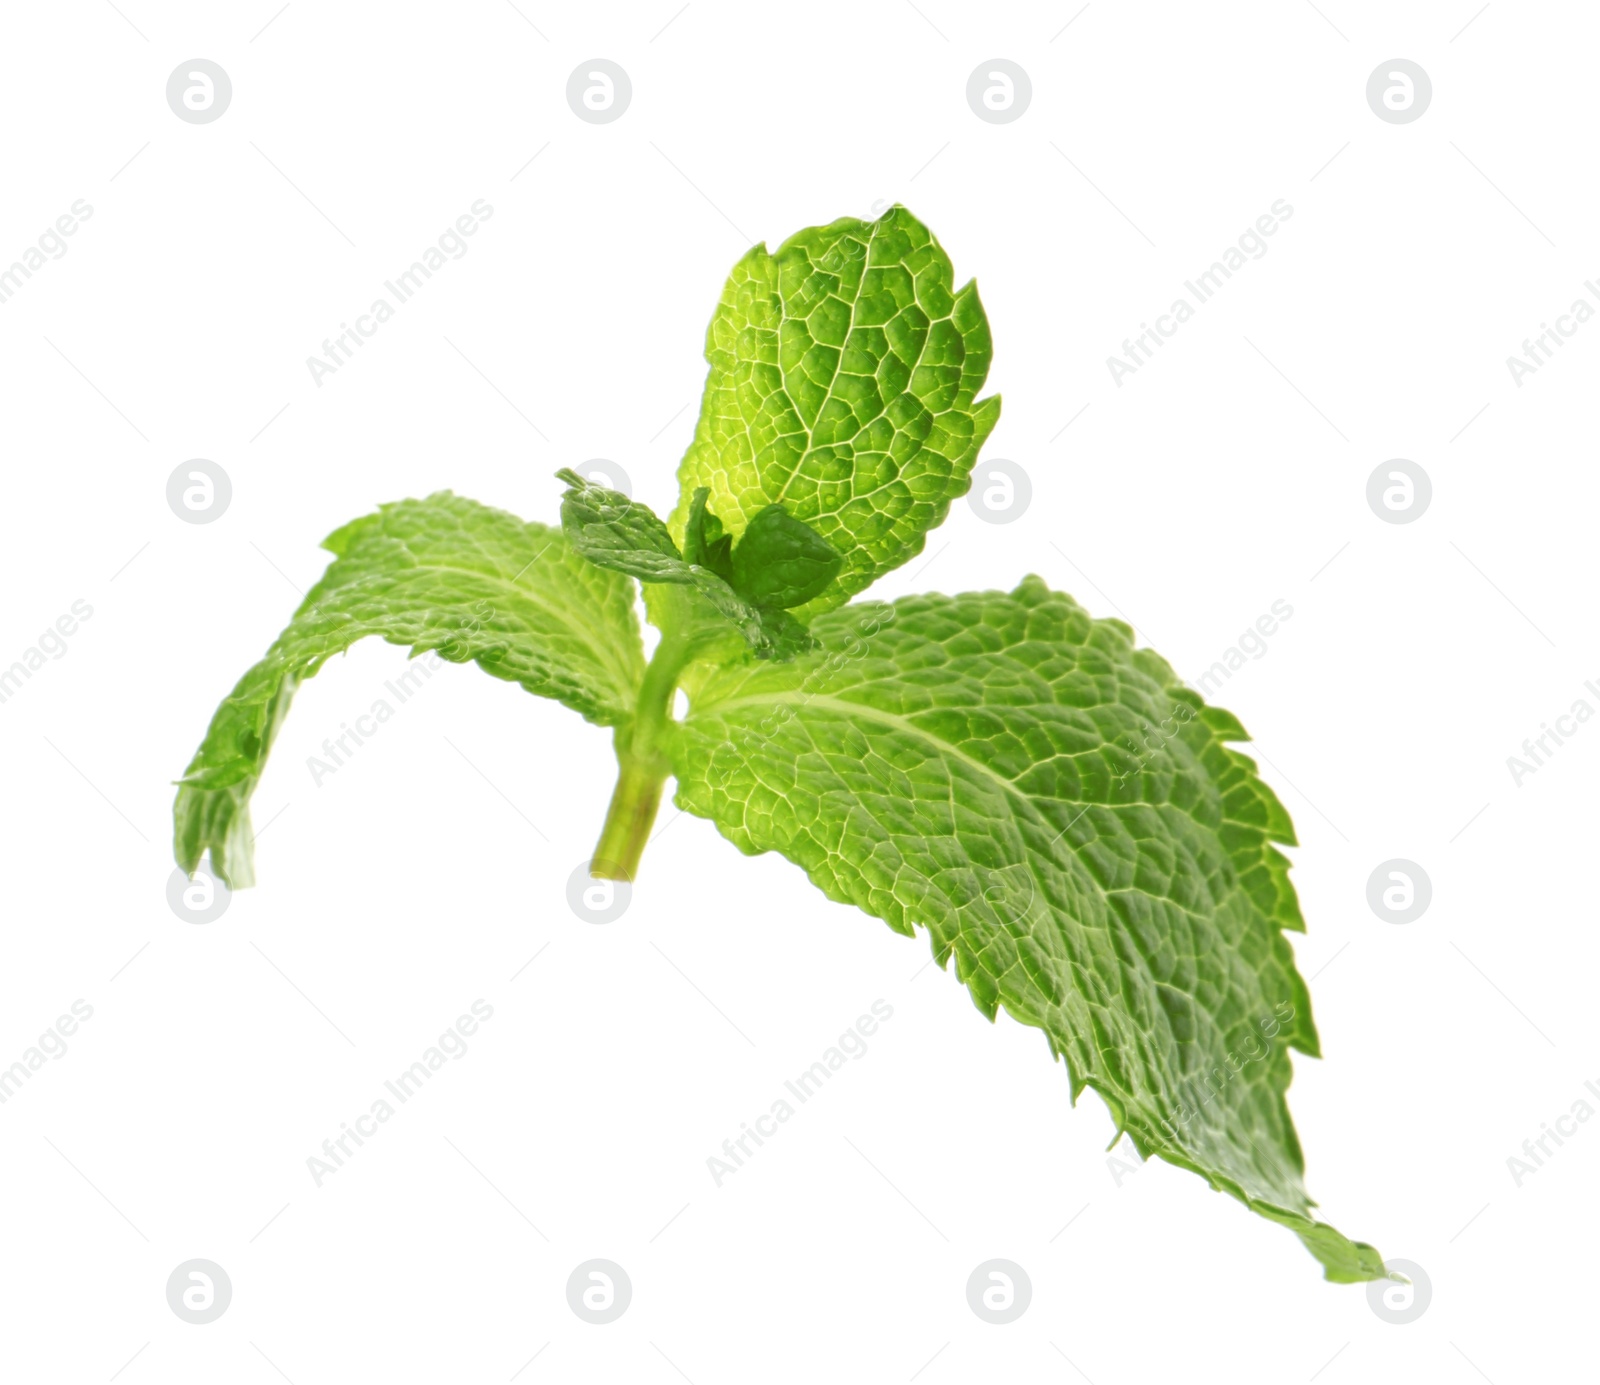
left=590, top=752, right=668, bottom=881
left=589, top=604, right=693, bottom=881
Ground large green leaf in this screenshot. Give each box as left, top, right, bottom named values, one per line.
left=667, top=204, right=1000, bottom=616
left=668, top=576, right=1382, bottom=1281
left=174, top=492, right=643, bottom=887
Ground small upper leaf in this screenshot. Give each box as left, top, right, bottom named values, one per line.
left=682, top=488, right=734, bottom=580
left=557, top=467, right=685, bottom=583
left=557, top=469, right=801, bottom=659
left=174, top=492, right=644, bottom=888
left=668, top=204, right=1001, bottom=616
left=729, top=504, right=842, bottom=609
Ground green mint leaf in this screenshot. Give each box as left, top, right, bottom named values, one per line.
left=174, top=492, right=644, bottom=888
left=557, top=467, right=686, bottom=582
left=669, top=576, right=1384, bottom=1281
left=559, top=469, right=808, bottom=660
left=668, top=204, right=1000, bottom=616
left=171, top=208, right=1380, bottom=1281
left=682, top=488, right=734, bottom=580
left=728, top=504, right=842, bottom=609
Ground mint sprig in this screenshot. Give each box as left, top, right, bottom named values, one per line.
left=172, top=205, right=1385, bottom=1282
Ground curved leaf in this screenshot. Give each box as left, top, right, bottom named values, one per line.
left=174, top=492, right=644, bottom=887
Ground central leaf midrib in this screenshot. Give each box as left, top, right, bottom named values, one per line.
left=771, top=221, right=879, bottom=513
left=313, top=557, right=642, bottom=710
left=686, top=690, right=1308, bottom=1200
left=690, top=688, right=1059, bottom=825
left=684, top=686, right=1214, bottom=1068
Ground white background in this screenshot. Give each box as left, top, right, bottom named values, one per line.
left=0, top=1, right=1594, bottom=1381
